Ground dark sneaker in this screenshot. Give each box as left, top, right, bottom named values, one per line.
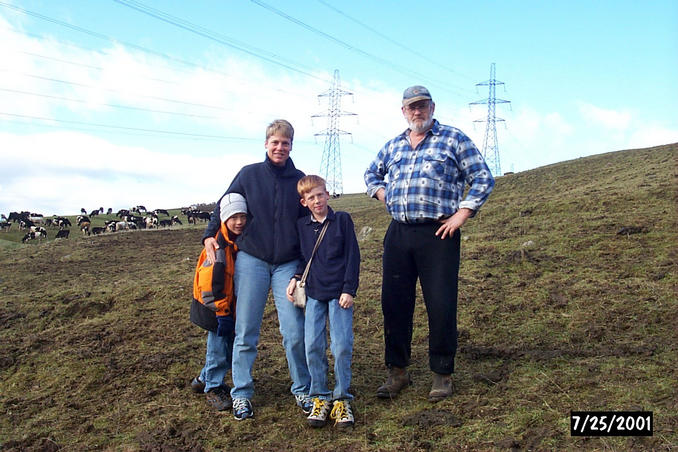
left=205, top=385, right=232, bottom=411
left=190, top=376, right=205, bottom=393
left=295, top=393, right=313, bottom=415
left=233, top=397, right=254, bottom=420
left=376, top=367, right=411, bottom=399
left=428, top=373, right=453, bottom=402
left=330, top=399, right=354, bottom=428
left=306, top=398, right=331, bottom=428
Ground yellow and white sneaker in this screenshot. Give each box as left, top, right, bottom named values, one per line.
left=330, top=399, right=354, bottom=428
left=307, top=397, right=331, bottom=428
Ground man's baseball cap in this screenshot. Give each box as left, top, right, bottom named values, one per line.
left=402, top=85, right=432, bottom=106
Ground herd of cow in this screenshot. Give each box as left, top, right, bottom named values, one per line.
left=0, top=205, right=214, bottom=243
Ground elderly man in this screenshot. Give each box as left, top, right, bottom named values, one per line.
left=364, top=86, right=495, bottom=402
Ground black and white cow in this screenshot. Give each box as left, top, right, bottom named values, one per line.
left=145, top=216, right=158, bottom=229
left=55, top=217, right=72, bottom=229
left=30, top=226, right=47, bottom=238
left=21, top=231, right=35, bottom=243
left=91, top=227, right=106, bottom=235
left=19, top=219, right=35, bottom=230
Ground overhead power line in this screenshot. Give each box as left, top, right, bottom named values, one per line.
left=111, top=0, right=331, bottom=84
left=248, top=0, right=469, bottom=97
left=14, top=49, right=176, bottom=85
left=1, top=24, right=306, bottom=101
left=0, top=2, right=329, bottom=88
left=0, top=2, right=188, bottom=67
left=0, top=87, right=218, bottom=120
left=314, top=0, right=474, bottom=84
left=0, top=22, right=206, bottom=80
left=2, top=69, right=236, bottom=112
left=0, top=111, right=257, bottom=141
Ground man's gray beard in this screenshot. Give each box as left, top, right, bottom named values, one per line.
left=408, top=117, right=433, bottom=134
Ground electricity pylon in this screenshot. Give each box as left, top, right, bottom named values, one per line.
left=470, top=63, right=510, bottom=176
left=312, top=69, right=356, bottom=196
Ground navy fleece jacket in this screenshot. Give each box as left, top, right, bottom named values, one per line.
left=295, top=207, right=360, bottom=301
left=203, top=154, right=307, bottom=264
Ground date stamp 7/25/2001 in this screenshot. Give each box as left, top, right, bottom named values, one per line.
left=570, top=411, right=653, bottom=436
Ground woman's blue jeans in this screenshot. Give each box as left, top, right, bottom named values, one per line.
left=230, top=251, right=310, bottom=400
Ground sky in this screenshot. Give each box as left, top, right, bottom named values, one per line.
left=1, top=0, right=677, bottom=216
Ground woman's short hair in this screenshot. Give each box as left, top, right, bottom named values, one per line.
left=266, top=119, right=294, bottom=141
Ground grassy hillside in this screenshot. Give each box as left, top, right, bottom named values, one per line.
left=1, top=143, right=676, bottom=451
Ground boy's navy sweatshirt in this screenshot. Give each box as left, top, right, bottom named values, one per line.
left=295, top=206, right=360, bottom=302
left=203, top=155, right=306, bottom=265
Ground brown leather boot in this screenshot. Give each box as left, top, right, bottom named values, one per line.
left=428, top=372, right=453, bottom=402
left=376, top=366, right=412, bottom=399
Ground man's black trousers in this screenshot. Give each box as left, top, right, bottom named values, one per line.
left=381, top=220, right=461, bottom=375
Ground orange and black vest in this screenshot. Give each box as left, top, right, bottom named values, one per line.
left=190, top=223, right=237, bottom=332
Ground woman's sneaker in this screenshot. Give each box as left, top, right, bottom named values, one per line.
left=294, top=394, right=313, bottom=415
left=232, top=398, right=254, bottom=420
left=330, top=399, right=354, bottom=428
left=306, top=398, right=331, bottom=428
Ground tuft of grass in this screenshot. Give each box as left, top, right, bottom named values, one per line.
left=1, top=143, right=676, bottom=451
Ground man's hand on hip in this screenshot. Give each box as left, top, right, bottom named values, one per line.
left=435, top=208, right=473, bottom=239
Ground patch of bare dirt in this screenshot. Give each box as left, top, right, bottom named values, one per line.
left=135, top=419, right=205, bottom=452
left=472, top=362, right=512, bottom=385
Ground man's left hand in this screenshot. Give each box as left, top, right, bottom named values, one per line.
left=435, top=208, right=473, bottom=239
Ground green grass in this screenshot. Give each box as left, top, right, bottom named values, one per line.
left=1, top=143, right=676, bottom=451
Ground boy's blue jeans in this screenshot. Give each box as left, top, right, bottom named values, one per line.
left=230, top=251, right=310, bottom=400
left=200, top=329, right=233, bottom=392
left=305, top=296, right=354, bottom=401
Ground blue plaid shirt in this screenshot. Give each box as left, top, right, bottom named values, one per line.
left=364, top=120, right=495, bottom=223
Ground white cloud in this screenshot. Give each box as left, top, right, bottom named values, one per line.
left=0, top=131, right=254, bottom=215
left=544, top=112, right=574, bottom=137
left=627, top=124, right=678, bottom=149
left=578, top=102, right=632, bottom=130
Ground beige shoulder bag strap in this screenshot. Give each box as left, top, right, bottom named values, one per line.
left=299, top=220, right=330, bottom=287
